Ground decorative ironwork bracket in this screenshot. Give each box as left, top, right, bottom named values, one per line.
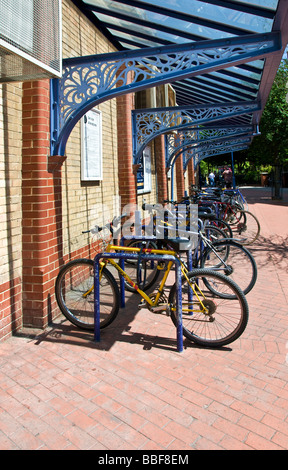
left=165, top=125, right=254, bottom=168
left=168, top=140, right=248, bottom=199
left=192, top=144, right=249, bottom=168
left=133, top=101, right=260, bottom=163
left=166, top=136, right=251, bottom=170
left=50, top=31, right=280, bottom=156
left=181, top=136, right=252, bottom=170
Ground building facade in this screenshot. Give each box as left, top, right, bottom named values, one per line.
left=0, top=0, right=193, bottom=342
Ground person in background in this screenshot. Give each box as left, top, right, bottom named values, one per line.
left=222, top=166, right=233, bottom=189
left=208, top=171, right=215, bottom=186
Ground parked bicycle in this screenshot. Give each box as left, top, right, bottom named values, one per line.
left=125, top=203, right=257, bottom=296
left=188, top=187, right=260, bottom=245
left=55, top=216, right=249, bottom=348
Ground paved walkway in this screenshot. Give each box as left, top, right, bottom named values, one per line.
left=0, top=187, right=288, bottom=450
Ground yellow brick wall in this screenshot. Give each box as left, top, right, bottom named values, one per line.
left=61, top=0, right=120, bottom=259
left=0, top=0, right=163, bottom=340
left=0, top=82, right=23, bottom=339
left=0, top=82, right=23, bottom=286
left=61, top=1, right=160, bottom=257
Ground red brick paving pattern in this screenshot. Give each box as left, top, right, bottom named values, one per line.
left=0, top=187, right=288, bottom=450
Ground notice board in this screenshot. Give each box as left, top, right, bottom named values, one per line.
left=81, top=108, right=102, bottom=181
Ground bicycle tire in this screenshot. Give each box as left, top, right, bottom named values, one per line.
left=235, top=193, right=249, bottom=211
left=124, top=239, right=160, bottom=292
left=223, top=204, right=244, bottom=227
left=168, top=268, right=249, bottom=348
left=203, top=225, right=228, bottom=243
left=55, top=259, right=119, bottom=330
left=200, top=239, right=257, bottom=296
left=210, top=217, right=233, bottom=238
left=230, top=210, right=260, bottom=245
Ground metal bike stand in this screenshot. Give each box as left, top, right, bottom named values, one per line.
left=119, top=235, right=159, bottom=308
left=94, top=251, right=184, bottom=352
left=120, top=235, right=194, bottom=306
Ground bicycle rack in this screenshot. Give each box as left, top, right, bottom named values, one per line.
left=120, top=235, right=194, bottom=306
left=94, top=251, right=184, bottom=352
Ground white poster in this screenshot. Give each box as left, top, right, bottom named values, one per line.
left=137, top=147, right=152, bottom=194
left=81, top=108, right=102, bottom=181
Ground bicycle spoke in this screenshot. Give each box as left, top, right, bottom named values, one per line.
left=169, top=269, right=249, bottom=348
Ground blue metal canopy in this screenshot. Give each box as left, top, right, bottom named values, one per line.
left=51, top=0, right=288, bottom=157
left=72, top=0, right=287, bottom=105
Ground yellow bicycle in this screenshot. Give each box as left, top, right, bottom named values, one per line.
left=55, top=220, right=249, bottom=348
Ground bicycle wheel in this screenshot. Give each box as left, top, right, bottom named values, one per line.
left=223, top=203, right=244, bottom=227
left=235, top=193, right=249, bottom=211
left=203, top=225, right=228, bottom=243
left=124, top=239, right=160, bottom=292
left=230, top=210, right=260, bottom=245
left=168, top=268, right=249, bottom=348
left=210, top=218, right=233, bottom=238
left=55, top=259, right=119, bottom=330
left=200, top=239, right=257, bottom=296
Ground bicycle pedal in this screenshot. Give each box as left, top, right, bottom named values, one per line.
left=150, top=304, right=167, bottom=313
left=138, top=300, right=147, bottom=309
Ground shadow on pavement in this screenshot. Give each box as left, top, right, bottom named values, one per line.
left=249, top=234, right=288, bottom=273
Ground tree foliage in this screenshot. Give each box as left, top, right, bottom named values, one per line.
left=247, top=58, right=288, bottom=165
left=200, top=59, right=288, bottom=192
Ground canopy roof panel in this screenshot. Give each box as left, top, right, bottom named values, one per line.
left=70, top=0, right=288, bottom=131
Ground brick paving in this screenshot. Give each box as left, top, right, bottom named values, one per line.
left=0, top=187, right=288, bottom=450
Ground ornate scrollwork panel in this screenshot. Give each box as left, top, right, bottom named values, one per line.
left=133, top=102, right=259, bottom=163
left=193, top=144, right=249, bottom=168
left=165, top=125, right=253, bottom=166
left=50, top=31, right=280, bottom=155
left=180, top=136, right=251, bottom=169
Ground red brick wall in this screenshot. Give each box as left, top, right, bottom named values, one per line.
left=187, top=158, right=196, bottom=191
left=155, top=135, right=168, bottom=203
left=117, top=73, right=137, bottom=211
left=176, top=154, right=185, bottom=200
left=0, top=277, right=22, bottom=341
left=22, top=80, right=63, bottom=328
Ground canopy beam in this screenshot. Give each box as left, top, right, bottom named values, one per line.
left=133, top=101, right=260, bottom=163
left=50, top=32, right=280, bottom=156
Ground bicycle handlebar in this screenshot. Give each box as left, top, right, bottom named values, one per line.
left=82, top=213, right=127, bottom=234
left=142, top=202, right=163, bottom=211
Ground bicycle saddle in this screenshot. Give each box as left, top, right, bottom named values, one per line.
left=165, top=237, right=192, bottom=252
left=198, top=212, right=216, bottom=220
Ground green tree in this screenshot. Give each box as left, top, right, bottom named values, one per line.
left=247, top=58, right=288, bottom=197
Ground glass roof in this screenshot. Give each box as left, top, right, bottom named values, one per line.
left=84, top=0, right=275, bottom=42
left=73, top=0, right=287, bottom=127
left=84, top=0, right=277, bottom=34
